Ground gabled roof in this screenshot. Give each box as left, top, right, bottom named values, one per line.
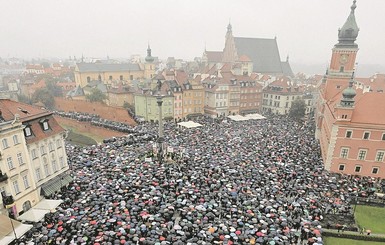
left=67, top=85, right=85, bottom=97
left=76, top=63, right=141, bottom=72
left=281, top=61, right=294, bottom=77
left=234, top=37, right=283, bottom=74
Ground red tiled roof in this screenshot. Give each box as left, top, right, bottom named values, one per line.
left=0, top=99, right=65, bottom=143
left=351, top=92, right=385, bottom=125
left=238, top=55, right=252, bottom=62
left=0, top=99, right=50, bottom=121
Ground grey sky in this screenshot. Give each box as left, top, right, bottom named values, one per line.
left=1, top=0, right=384, bottom=74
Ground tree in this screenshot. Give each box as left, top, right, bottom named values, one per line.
left=31, top=88, right=55, bottom=109
left=289, top=98, right=306, bottom=120
left=85, top=88, right=107, bottom=103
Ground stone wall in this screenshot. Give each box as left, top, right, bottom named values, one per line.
left=55, top=116, right=126, bottom=142
left=54, top=97, right=136, bottom=125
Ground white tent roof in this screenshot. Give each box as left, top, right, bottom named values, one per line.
left=0, top=215, right=32, bottom=245
left=17, top=209, right=50, bottom=223
left=228, top=113, right=266, bottom=121
left=244, top=113, right=266, bottom=120
left=33, top=199, right=63, bottom=211
left=228, top=115, right=248, bottom=121
left=177, top=121, right=203, bottom=128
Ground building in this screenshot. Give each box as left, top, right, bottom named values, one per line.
left=134, top=83, right=174, bottom=122
left=74, top=47, right=156, bottom=88
left=0, top=99, right=70, bottom=217
left=262, top=77, right=304, bottom=115
left=238, top=75, right=263, bottom=114
left=203, top=24, right=294, bottom=77
left=316, top=1, right=385, bottom=178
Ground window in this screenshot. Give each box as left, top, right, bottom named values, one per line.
left=338, top=164, right=345, bottom=171
left=372, top=167, right=379, bottom=174
left=17, top=153, right=24, bottom=166
left=24, top=126, right=32, bottom=137
left=355, top=166, right=361, bottom=173
left=59, top=156, right=65, bottom=168
left=120, top=75, right=123, bottom=80
left=31, top=149, right=37, bottom=159
left=2, top=138, right=8, bottom=149
left=22, top=175, right=29, bottom=189
left=40, top=145, right=46, bottom=155
left=109, top=75, right=112, bottom=80
left=13, top=135, right=19, bottom=145
left=44, top=164, right=50, bottom=176
left=52, top=160, right=58, bottom=172
left=345, top=130, right=352, bottom=138
left=358, top=150, right=367, bottom=160
left=87, top=76, right=91, bottom=83
left=382, top=134, right=385, bottom=141
left=13, top=181, right=20, bottom=194
left=339, top=66, right=344, bottom=72
left=35, top=168, right=42, bottom=181
left=375, top=151, right=385, bottom=162
left=130, top=75, right=133, bottom=80
left=340, top=148, right=349, bottom=159
left=42, top=121, right=49, bottom=131
left=56, top=139, right=62, bottom=148
left=7, top=157, right=14, bottom=170
left=49, top=142, right=54, bottom=152
left=363, top=132, right=370, bottom=140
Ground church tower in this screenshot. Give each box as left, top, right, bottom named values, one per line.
left=324, top=0, right=359, bottom=100
left=144, top=44, right=155, bottom=79
left=222, top=22, right=238, bottom=63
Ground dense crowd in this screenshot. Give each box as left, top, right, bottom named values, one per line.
left=17, top=115, right=384, bottom=245
left=53, top=111, right=135, bottom=133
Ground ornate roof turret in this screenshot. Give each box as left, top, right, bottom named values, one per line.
left=341, top=71, right=356, bottom=107
left=336, top=0, right=359, bottom=48
left=227, top=22, right=232, bottom=34
left=145, top=44, right=154, bottom=63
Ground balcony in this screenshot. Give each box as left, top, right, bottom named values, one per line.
left=0, top=171, right=8, bottom=183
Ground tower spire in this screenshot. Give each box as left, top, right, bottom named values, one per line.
left=337, top=0, right=359, bottom=47
left=145, top=43, right=154, bottom=63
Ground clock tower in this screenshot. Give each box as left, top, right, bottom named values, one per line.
left=324, top=0, right=359, bottom=100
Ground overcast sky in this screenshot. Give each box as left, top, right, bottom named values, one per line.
left=1, top=0, right=384, bottom=74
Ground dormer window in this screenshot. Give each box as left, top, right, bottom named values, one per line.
left=24, top=125, right=33, bottom=137
left=39, top=119, right=50, bottom=131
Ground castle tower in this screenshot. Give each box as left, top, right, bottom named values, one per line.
left=324, top=0, right=359, bottom=100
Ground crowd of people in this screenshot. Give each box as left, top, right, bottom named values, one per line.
left=53, top=111, right=135, bottom=134
left=17, top=115, right=384, bottom=245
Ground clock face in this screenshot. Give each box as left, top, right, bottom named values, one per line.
left=340, top=54, right=349, bottom=64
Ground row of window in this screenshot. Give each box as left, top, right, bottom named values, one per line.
left=340, top=148, right=385, bottom=161
left=35, top=157, right=66, bottom=181
left=31, top=139, right=63, bottom=159
left=345, top=130, right=385, bottom=140
left=12, top=176, right=30, bottom=195
left=240, top=102, right=260, bottom=107
left=1, top=135, right=20, bottom=150
left=87, top=75, right=134, bottom=82
left=24, top=120, right=50, bottom=137
left=6, top=153, right=25, bottom=170
left=338, top=164, right=380, bottom=175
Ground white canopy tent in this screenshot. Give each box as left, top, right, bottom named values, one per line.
left=244, top=113, right=266, bottom=120
left=228, top=113, right=266, bottom=121
left=33, top=199, right=63, bottom=211
left=177, top=121, right=203, bottom=128
left=0, top=214, right=32, bottom=245
left=17, top=208, right=50, bottom=223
